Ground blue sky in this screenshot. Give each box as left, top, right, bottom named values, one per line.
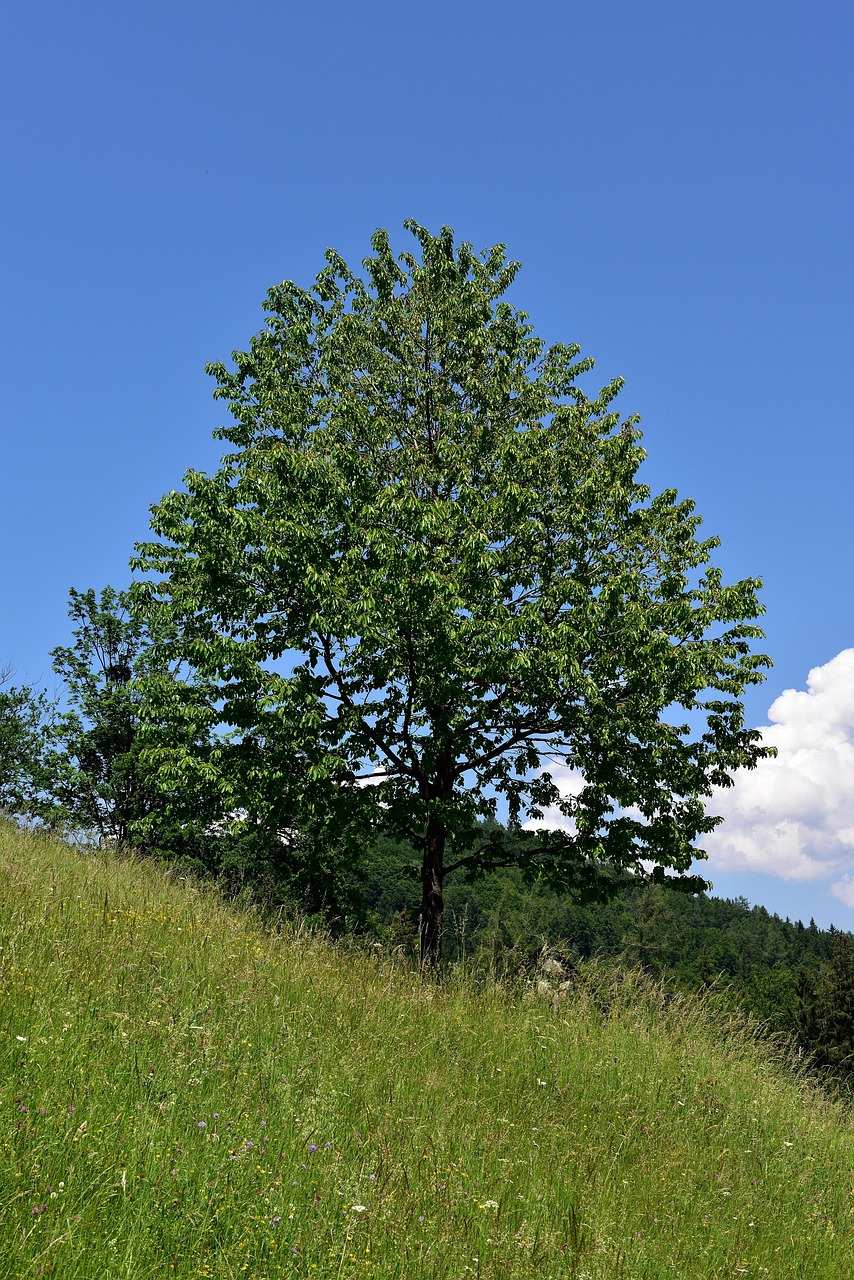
left=2, top=1, right=852, bottom=926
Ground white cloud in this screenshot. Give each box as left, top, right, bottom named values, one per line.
left=830, top=875, right=854, bottom=909
left=522, top=765, right=584, bottom=834
left=521, top=651, right=854, bottom=906
left=704, top=649, right=854, bottom=897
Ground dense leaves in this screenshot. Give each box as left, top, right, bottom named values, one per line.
left=0, top=666, right=65, bottom=822
left=134, top=221, right=773, bottom=962
left=48, top=587, right=166, bottom=843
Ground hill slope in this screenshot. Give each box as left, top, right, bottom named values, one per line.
left=1, top=824, right=852, bottom=1279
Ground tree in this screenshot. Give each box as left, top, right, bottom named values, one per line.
left=809, top=932, right=854, bottom=1072
left=0, top=664, right=66, bottom=823
left=41, top=585, right=361, bottom=918
left=48, top=586, right=227, bottom=859
left=47, top=586, right=165, bottom=845
left=134, top=221, right=773, bottom=966
left=622, top=884, right=685, bottom=977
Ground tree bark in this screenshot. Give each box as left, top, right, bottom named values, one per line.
left=420, top=811, right=446, bottom=969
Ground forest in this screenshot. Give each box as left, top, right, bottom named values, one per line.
left=355, top=836, right=854, bottom=1081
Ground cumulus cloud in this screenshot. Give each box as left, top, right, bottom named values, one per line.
left=830, top=875, right=854, bottom=909
left=522, top=765, right=584, bottom=835
left=521, top=651, right=854, bottom=904
left=704, top=649, right=854, bottom=896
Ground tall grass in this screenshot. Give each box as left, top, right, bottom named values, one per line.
left=1, top=822, right=852, bottom=1278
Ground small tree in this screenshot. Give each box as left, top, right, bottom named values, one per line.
left=49, top=586, right=221, bottom=855
left=48, top=588, right=151, bottom=844
left=134, top=222, right=772, bottom=966
left=0, top=665, right=66, bottom=823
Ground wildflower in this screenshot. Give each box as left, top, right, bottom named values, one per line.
left=480, top=1200, right=499, bottom=1210
left=308, top=1144, right=317, bottom=1153
left=32, top=1204, right=47, bottom=1215
left=198, top=1121, right=207, bottom=1128
left=16, top=1036, right=27, bottom=1042
left=351, top=1205, right=366, bottom=1213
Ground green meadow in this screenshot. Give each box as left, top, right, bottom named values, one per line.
left=1, top=823, right=852, bottom=1279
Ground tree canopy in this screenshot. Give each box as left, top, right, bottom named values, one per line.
left=134, top=221, right=773, bottom=964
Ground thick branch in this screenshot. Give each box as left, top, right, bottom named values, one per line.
left=318, top=632, right=421, bottom=781
left=451, top=723, right=576, bottom=779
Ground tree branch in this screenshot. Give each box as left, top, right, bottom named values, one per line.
left=318, top=632, right=418, bottom=780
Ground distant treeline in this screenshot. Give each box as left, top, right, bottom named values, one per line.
left=350, top=837, right=854, bottom=1084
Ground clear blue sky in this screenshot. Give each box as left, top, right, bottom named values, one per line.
left=2, top=1, right=852, bottom=926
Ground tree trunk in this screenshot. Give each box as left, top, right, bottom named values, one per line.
left=420, top=812, right=446, bottom=969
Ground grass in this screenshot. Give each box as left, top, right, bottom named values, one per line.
left=0, top=823, right=852, bottom=1278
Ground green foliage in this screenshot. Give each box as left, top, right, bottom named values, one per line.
left=47, top=586, right=168, bottom=844
left=796, top=933, right=854, bottom=1072
left=2, top=589, right=175, bottom=841
left=0, top=666, right=66, bottom=823
left=134, top=221, right=773, bottom=963
left=40, top=590, right=363, bottom=923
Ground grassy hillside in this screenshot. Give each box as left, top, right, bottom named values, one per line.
left=1, top=825, right=852, bottom=1279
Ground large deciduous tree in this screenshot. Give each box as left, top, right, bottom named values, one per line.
left=134, top=221, right=772, bottom=965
